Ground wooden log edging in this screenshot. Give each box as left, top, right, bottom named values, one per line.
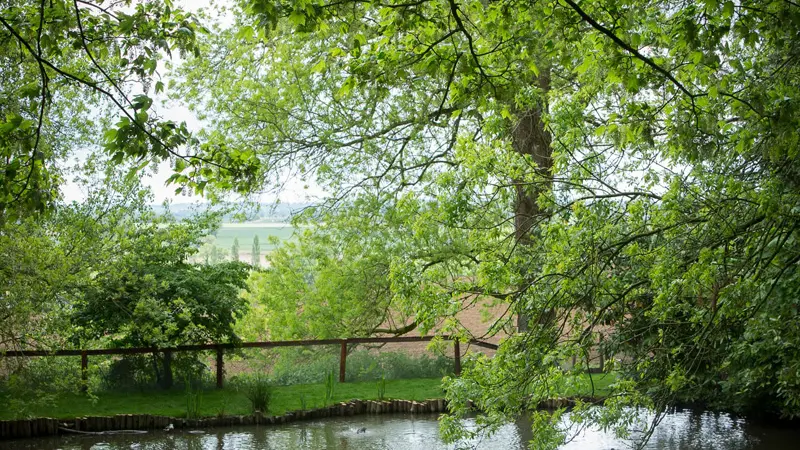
left=0, top=398, right=451, bottom=441
left=0, top=396, right=608, bottom=440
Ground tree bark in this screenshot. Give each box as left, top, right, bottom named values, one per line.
left=512, top=69, right=553, bottom=332
left=162, top=350, right=173, bottom=389
left=151, top=352, right=162, bottom=386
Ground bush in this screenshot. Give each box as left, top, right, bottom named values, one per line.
left=268, top=348, right=338, bottom=385
left=348, top=351, right=453, bottom=381
left=95, top=353, right=213, bottom=391
left=96, top=355, right=153, bottom=390
left=0, top=357, right=84, bottom=419
left=267, top=347, right=454, bottom=385
left=239, top=373, right=273, bottom=413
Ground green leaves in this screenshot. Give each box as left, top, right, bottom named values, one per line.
left=244, top=200, right=415, bottom=340
left=0, top=113, right=34, bottom=135
left=0, top=0, right=213, bottom=220
left=131, top=94, right=153, bottom=112
left=311, top=58, right=326, bottom=73
left=65, top=198, right=249, bottom=349
left=336, top=76, right=357, bottom=98
left=172, top=0, right=800, bottom=439
left=288, top=10, right=306, bottom=27
left=722, top=1, right=735, bottom=19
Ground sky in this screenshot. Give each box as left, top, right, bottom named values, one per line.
left=60, top=0, right=323, bottom=206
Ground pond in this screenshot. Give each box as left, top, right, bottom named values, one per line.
left=1, top=410, right=798, bottom=449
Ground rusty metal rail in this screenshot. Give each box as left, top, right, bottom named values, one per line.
left=1, top=336, right=499, bottom=388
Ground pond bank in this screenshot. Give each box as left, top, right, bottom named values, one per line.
left=0, top=398, right=449, bottom=440
left=0, top=396, right=604, bottom=441
left=5, top=407, right=800, bottom=450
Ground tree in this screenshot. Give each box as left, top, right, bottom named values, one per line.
left=70, top=210, right=250, bottom=388
left=0, top=0, right=259, bottom=222
left=251, top=234, right=260, bottom=267
left=0, top=217, right=76, bottom=352
left=177, top=0, right=800, bottom=446
left=232, top=237, right=240, bottom=261
left=1, top=158, right=158, bottom=353
left=1, top=150, right=250, bottom=391
left=245, top=200, right=416, bottom=340
left=1, top=0, right=262, bottom=394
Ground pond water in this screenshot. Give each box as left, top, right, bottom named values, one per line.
left=1, top=410, right=798, bottom=449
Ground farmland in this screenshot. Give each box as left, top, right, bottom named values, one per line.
left=197, top=223, right=303, bottom=265
left=211, top=223, right=299, bottom=251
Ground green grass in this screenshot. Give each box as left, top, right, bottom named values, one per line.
left=0, top=378, right=444, bottom=420
left=0, top=373, right=617, bottom=420
left=565, top=372, right=616, bottom=397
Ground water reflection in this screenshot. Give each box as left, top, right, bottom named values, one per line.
left=1, top=410, right=798, bottom=449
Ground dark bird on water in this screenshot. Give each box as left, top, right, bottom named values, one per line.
left=356, top=427, right=367, bottom=434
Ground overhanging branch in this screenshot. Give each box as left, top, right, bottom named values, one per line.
left=560, top=0, right=694, bottom=99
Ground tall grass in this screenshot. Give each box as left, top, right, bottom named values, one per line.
left=184, top=376, right=202, bottom=419
left=376, top=374, right=387, bottom=400
left=243, top=374, right=273, bottom=413
left=323, top=370, right=336, bottom=406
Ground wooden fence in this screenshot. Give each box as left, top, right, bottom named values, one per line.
left=0, top=336, right=498, bottom=389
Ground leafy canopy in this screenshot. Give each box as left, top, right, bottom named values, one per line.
left=244, top=199, right=417, bottom=340
left=70, top=211, right=250, bottom=348
left=176, top=0, right=800, bottom=445
left=0, top=0, right=261, bottom=222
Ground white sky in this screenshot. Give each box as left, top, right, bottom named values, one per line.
left=60, top=0, right=323, bottom=205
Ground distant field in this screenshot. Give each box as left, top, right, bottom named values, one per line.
left=210, top=223, right=299, bottom=252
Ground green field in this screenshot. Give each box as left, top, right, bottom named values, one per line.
left=209, top=223, right=300, bottom=252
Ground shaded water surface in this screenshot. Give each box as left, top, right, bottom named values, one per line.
left=2, top=411, right=799, bottom=449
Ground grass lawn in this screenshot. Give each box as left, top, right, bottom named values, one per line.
left=566, top=372, right=616, bottom=397
left=0, top=378, right=444, bottom=420
left=0, top=373, right=617, bottom=420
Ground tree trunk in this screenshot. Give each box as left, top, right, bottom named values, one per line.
left=151, top=353, right=162, bottom=386
left=162, top=351, right=173, bottom=389
left=512, top=69, right=553, bottom=332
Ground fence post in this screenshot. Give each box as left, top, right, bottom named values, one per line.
left=454, top=340, right=461, bottom=376
left=339, top=340, right=347, bottom=383
left=80, top=351, right=88, bottom=392
left=216, top=346, right=224, bottom=389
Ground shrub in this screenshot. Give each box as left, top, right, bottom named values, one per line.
left=267, top=347, right=455, bottom=386
left=348, top=351, right=453, bottom=381
left=268, top=347, right=338, bottom=385
left=241, top=373, right=273, bottom=413
left=95, top=353, right=213, bottom=391
left=96, top=355, right=153, bottom=390
left=0, top=357, right=83, bottom=419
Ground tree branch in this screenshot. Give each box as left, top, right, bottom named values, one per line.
left=560, top=0, right=694, bottom=99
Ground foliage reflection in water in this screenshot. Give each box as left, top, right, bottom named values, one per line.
left=1, top=410, right=799, bottom=449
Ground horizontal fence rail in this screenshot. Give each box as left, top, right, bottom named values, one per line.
left=0, top=336, right=497, bottom=357
left=1, top=336, right=499, bottom=388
